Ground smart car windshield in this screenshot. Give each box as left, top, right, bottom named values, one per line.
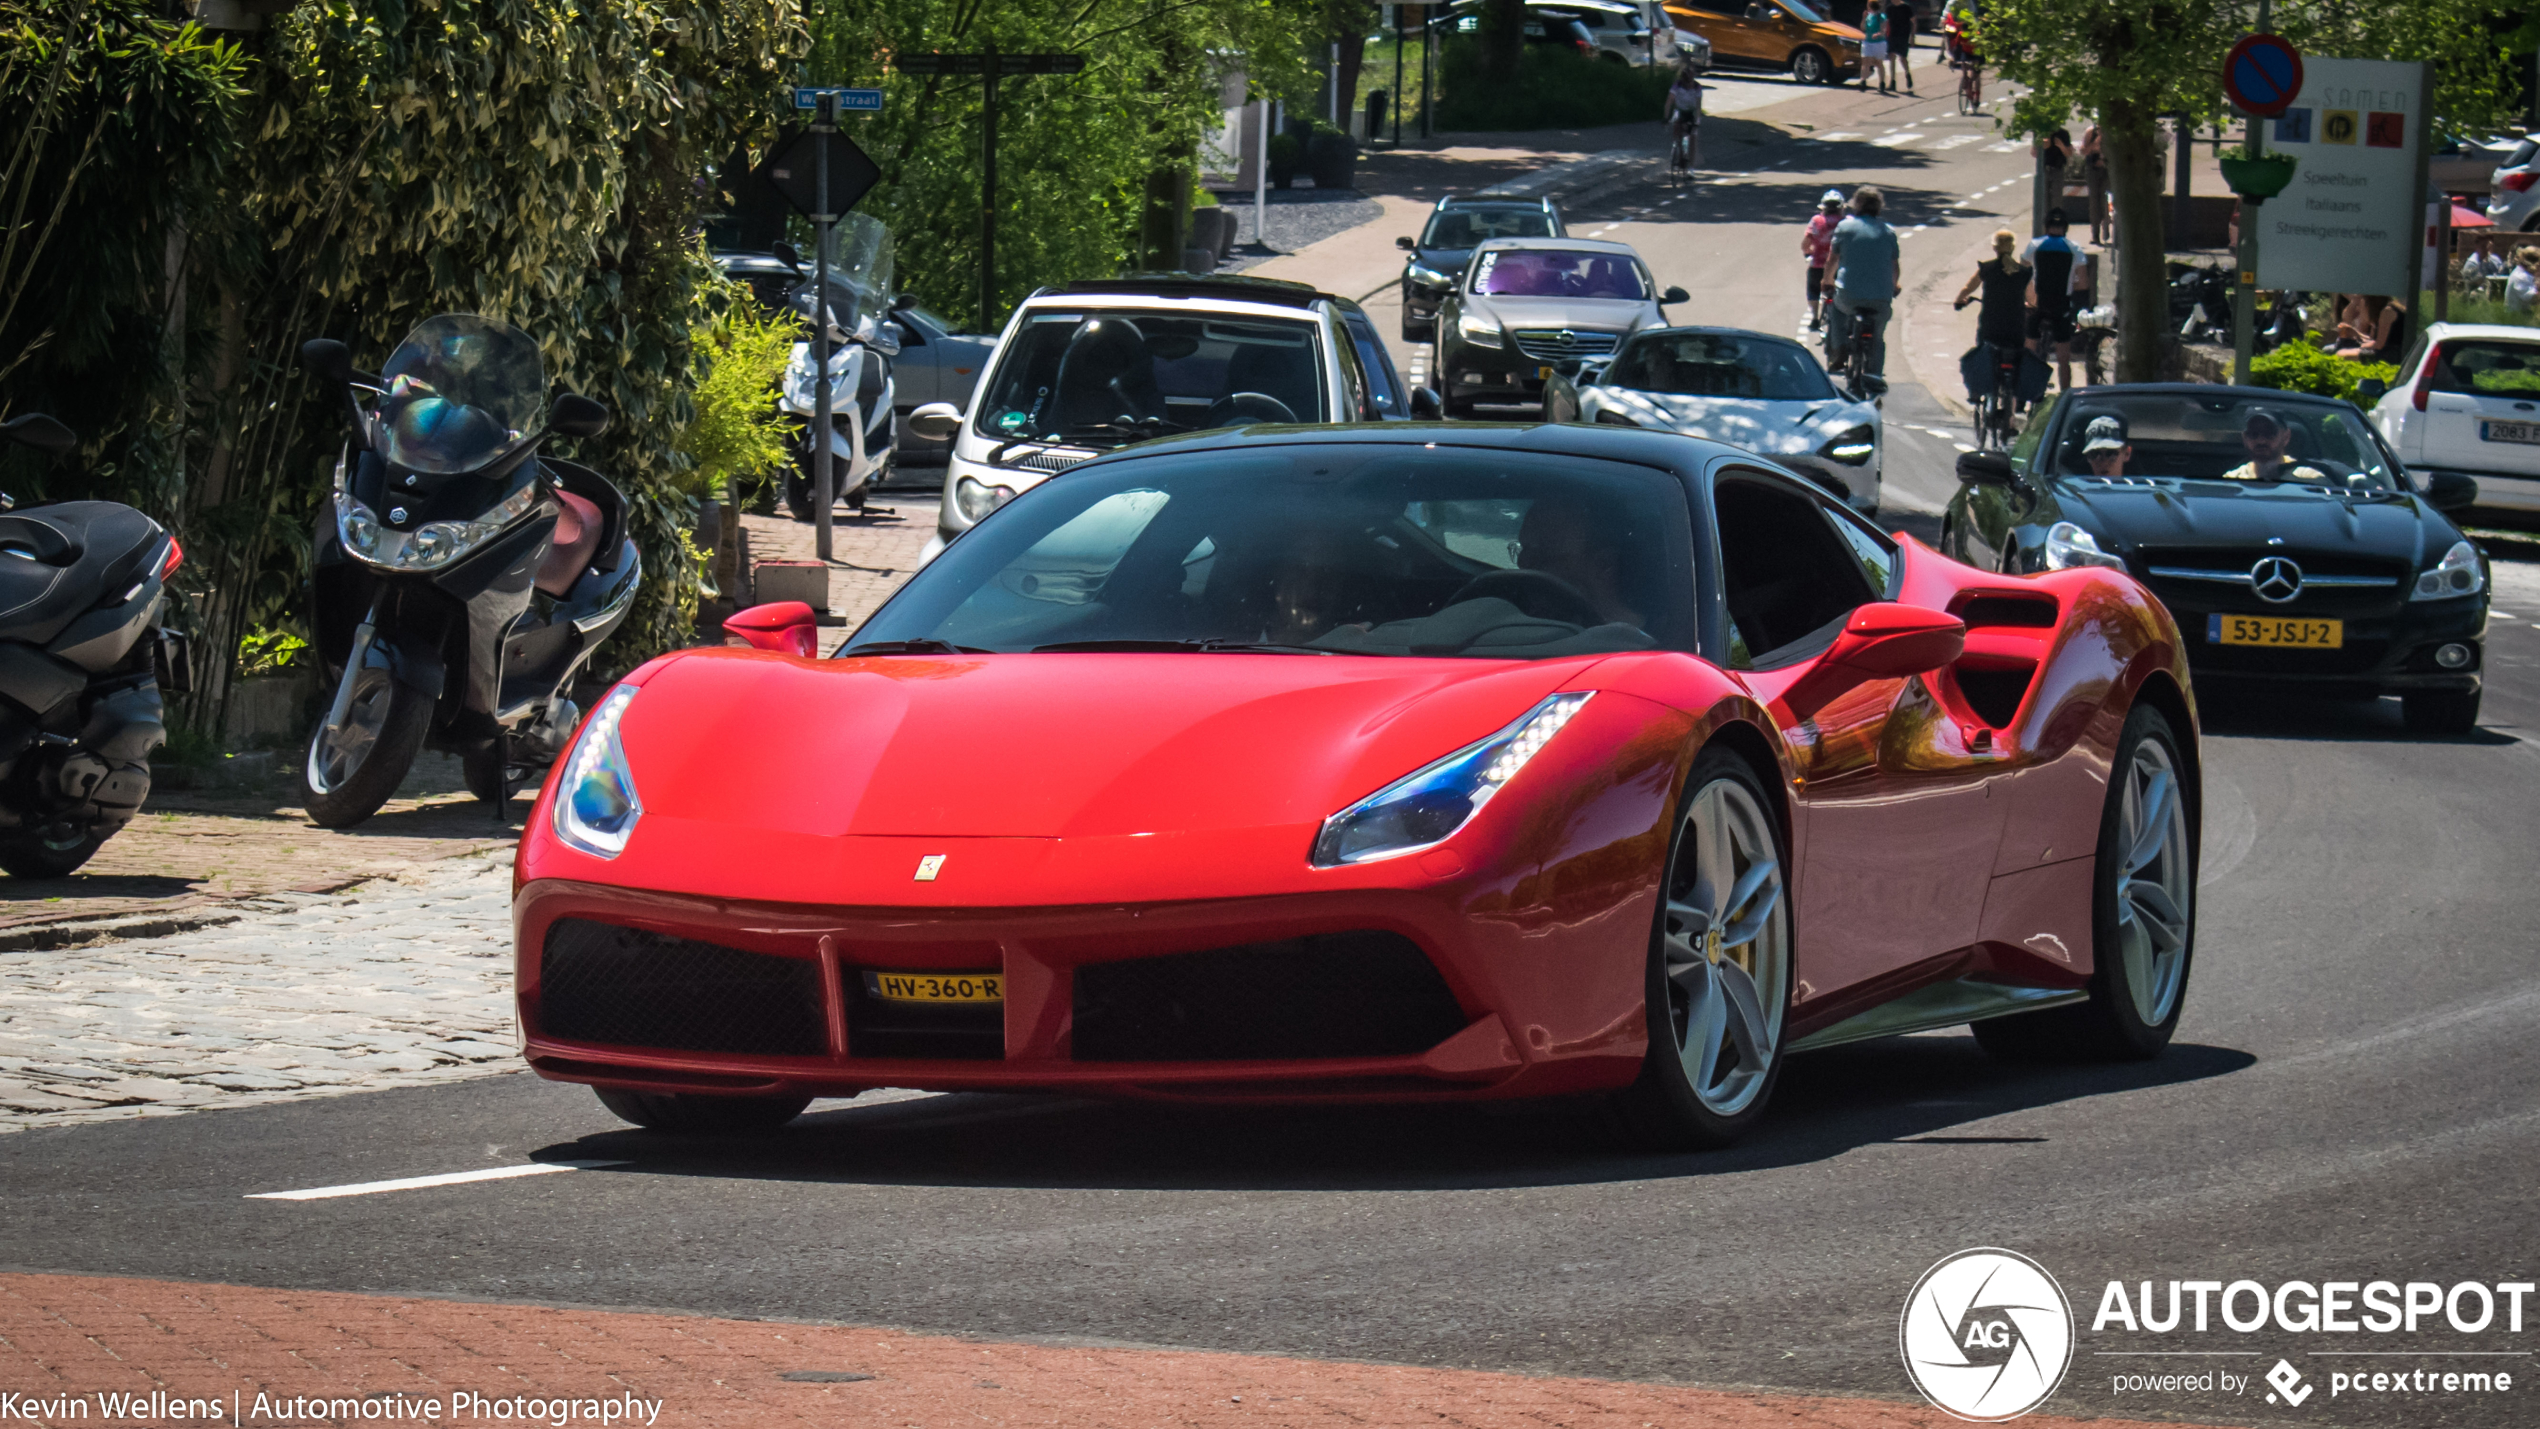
left=375, top=315, right=545, bottom=475
left=851, top=443, right=1697, bottom=658
left=971, top=311, right=1328, bottom=447
left=1604, top=332, right=1835, bottom=400
left=2048, top=393, right=2402, bottom=490
left=1421, top=209, right=1557, bottom=248
left=1473, top=249, right=1648, bottom=299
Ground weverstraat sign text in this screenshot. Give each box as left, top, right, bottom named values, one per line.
left=2253, top=56, right=2430, bottom=298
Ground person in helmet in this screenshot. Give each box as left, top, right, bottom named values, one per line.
left=1802, top=190, right=1844, bottom=333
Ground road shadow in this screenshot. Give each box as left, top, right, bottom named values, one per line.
left=0, top=872, right=199, bottom=905
left=530, top=1035, right=2252, bottom=1194
left=2197, top=686, right=2522, bottom=747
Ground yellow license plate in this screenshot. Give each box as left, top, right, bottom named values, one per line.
left=865, top=971, right=1003, bottom=1004
left=2208, top=614, right=2343, bottom=648
left=1538, top=365, right=1555, bottom=380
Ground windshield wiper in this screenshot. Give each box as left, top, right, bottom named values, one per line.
left=840, top=638, right=990, bottom=656
left=1029, top=638, right=1336, bottom=655
left=1064, top=418, right=1185, bottom=442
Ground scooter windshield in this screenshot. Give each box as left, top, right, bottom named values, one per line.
left=375, top=315, right=547, bottom=475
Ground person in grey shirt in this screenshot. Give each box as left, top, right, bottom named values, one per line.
left=1826, top=186, right=1902, bottom=383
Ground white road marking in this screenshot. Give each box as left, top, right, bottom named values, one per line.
left=1954, top=443, right=1977, bottom=453
left=1811, top=131, right=1863, bottom=143
left=1929, top=134, right=1981, bottom=150
left=248, top=1160, right=629, bottom=1201
left=1983, top=141, right=2026, bottom=153
left=1872, top=132, right=1925, bottom=148
left=1925, top=427, right=1955, bottom=438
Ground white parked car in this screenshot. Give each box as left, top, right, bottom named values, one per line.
left=1541, top=326, right=1881, bottom=512
left=2369, top=322, right=2540, bottom=518
left=908, top=275, right=1434, bottom=563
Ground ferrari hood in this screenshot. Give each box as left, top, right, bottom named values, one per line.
left=2058, top=477, right=2449, bottom=566
left=617, top=651, right=1596, bottom=840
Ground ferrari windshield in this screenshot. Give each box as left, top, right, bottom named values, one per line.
left=971, top=311, right=1328, bottom=447
left=1604, top=332, right=1835, bottom=400
left=2046, top=392, right=2402, bottom=490
left=375, top=315, right=545, bottom=475
left=852, top=443, right=1697, bottom=658
left=1472, top=249, right=1648, bottom=300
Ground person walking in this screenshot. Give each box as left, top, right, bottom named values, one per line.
left=1887, top=0, right=1919, bottom=95
left=1860, top=3, right=1890, bottom=92
left=2081, top=126, right=2109, bottom=243
left=1827, top=186, right=1903, bottom=381
left=1803, top=189, right=1843, bottom=331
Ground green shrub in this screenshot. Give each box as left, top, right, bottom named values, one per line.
left=677, top=273, right=801, bottom=503
left=237, top=627, right=310, bottom=676
left=2249, top=342, right=2397, bottom=404
left=1435, top=38, right=1674, bottom=132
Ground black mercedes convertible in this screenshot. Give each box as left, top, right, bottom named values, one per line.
left=1942, top=383, right=2489, bottom=732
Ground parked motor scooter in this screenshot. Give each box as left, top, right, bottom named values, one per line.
left=766, top=222, right=899, bottom=521
left=0, top=413, right=188, bottom=876
left=298, top=315, right=642, bottom=827
left=2170, top=262, right=2233, bottom=341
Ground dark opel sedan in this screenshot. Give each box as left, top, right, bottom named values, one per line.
left=1941, top=384, right=2490, bottom=732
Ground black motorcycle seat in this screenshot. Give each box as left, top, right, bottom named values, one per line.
left=0, top=502, right=160, bottom=645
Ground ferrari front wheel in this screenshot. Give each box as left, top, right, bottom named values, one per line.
left=1976, top=703, right=2195, bottom=1061
left=595, top=1087, right=811, bottom=1136
left=1612, top=749, right=1792, bottom=1150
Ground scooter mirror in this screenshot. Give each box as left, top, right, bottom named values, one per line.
left=0, top=413, right=77, bottom=455
left=771, top=241, right=803, bottom=273
left=299, top=339, right=354, bottom=385
left=907, top=402, right=963, bottom=441
left=550, top=393, right=611, bottom=440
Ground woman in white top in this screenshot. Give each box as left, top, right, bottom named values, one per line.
left=2508, top=247, right=2540, bottom=315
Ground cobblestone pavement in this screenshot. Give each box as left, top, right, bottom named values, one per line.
left=0, top=848, right=517, bottom=1135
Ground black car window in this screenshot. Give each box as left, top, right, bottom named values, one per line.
left=2429, top=339, right=2540, bottom=398
left=972, top=312, right=1326, bottom=446
left=1605, top=332, right=1835, bottom=400
left=1421, top=209, right=1557, bottom=249
left=1339, top=310, right=1406, bottom=417
left=1712, top=471, right=1877, bottom=668
left=2047, top=393, right=2401, bottom=489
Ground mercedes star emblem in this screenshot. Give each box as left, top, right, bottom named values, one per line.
left=2250, top=556, right=2304, bottom=603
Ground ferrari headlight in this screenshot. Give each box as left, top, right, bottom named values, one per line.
left=1821, top=424, right=1877, bottom=464
left=954, top=475, right=1017, bottom=523
left=553, top=684, right=643, bottom=858
left=1457, top=309, right=1505, bottom=349
left=2043, top=520, right=2126, bottom=571
left=1311, top=693, right=1591, bottom=867
left=2411, top=539, right=2484, bottom=600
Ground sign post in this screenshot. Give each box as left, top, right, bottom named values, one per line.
left=2221, top=22, right=2302, bottom=384
left=763, top=101, right=881, bottom=561
left=898, top=51, right=1086, bottom=334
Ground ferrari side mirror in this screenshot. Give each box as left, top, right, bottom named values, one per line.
left=908, top=402, right=964, bottom=441
left=1829, top=602, right=1967, bottom=679
left=1956, top=451, right=2018, bottom=486
left=724, top=600, right=818, bottom=657
left=2421, top=470, right=2478, bottom=512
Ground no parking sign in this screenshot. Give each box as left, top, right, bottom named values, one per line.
left=2224, top=34, right=2304, bottom=118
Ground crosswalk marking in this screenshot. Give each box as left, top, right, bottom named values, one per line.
left=1983, top=140, right=2026, bottom=153
left=1810, top=131, right=1863, bottom=143
left=1928, top=134, right=1981, bottom=150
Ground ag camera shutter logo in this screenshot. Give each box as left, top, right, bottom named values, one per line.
left=1901, top=1248, right=2075, bottom=1421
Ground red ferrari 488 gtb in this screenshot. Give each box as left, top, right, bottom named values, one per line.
left=514, top=423, right=2200, bottom=1147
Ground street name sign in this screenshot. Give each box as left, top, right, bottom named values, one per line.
left=795, top=87, right=883, bottom=112
left=2252, top=57, right=2432, bottom=299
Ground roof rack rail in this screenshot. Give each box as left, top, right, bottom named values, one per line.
left=1060, top=273, right=1328, bottom=308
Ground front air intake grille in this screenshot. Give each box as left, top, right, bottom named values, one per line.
left=1072, top=931, right=1467, bottom=1063
left=1509, top=329, right=1619, bottom=364
left=540, top=918, right=827, bottom=1057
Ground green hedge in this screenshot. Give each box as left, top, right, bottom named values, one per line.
left=1436, top=39, right=1676, bottom=132
left=2249, top=342, right=2397, bottom=404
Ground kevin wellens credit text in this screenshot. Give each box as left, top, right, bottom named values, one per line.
left=0, top=1389, right=666, bottom=1425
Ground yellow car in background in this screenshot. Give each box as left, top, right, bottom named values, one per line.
left=1664, top=0, right=1862, bottom=85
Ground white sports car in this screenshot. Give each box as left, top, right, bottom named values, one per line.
left=1543, top=326, right=1882, bottom=513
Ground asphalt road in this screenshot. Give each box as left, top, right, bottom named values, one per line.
left=8, top=85, right=2540, bottom=1429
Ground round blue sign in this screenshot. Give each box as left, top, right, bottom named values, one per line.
left=2224, top=34, right=2303, bottom=119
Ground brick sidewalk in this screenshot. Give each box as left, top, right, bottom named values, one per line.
left=736, top=499, right=938, bottom=654
left=0, top=1271, right=2215, bottom=1429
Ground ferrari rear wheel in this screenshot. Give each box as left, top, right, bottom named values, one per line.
left=595, top=1087, right=811, bottom=1136
left=1612, top=748, right=1791, bottom=1150
left=1975, top=703, right=2195, bottom=1061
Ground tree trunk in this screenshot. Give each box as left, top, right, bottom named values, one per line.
left=1480, top=0, right=1525, bottom=85
left=2102, top=96, right=2172, bottom=384
left=1335, top=25, right=1368, bottom=135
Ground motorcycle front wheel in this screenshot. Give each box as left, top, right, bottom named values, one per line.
left=0, top=829, right=108, bottom=879
left=303, top=662, right=431, bottom=828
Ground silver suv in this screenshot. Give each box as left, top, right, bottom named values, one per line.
left=2488, top=136, right=2538, bottom=236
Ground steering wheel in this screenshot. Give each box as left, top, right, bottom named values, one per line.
left=1448, top=569, right=1603, bottom=628
left=1200, top=391, right=1299, bottom=428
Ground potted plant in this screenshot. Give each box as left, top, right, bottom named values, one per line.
left=1307, top=122, right=1356, bottom=190
left=1266, top=132, right=1303, bottom=189
left=2219, top=146, right=2298, bottom=205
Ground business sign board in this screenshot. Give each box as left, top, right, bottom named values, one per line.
left=2252, top=57, right=2432, bottom=299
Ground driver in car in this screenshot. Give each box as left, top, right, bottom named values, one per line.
left=1517, top=500, right=1644, bottom=629
left=2218, top=406, right=2327, bottom=483
left=2081, top=415, right=2133, bottom=476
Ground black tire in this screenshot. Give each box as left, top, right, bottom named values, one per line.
left=595, top=1087, right=811, bottom=1136
left=1792, top=47, right=1831, bottom=85
left=2402, top=687, right=2480, bottom=735
left=462, top=741, right=509, bottom=806
left=1974, top=703, right=2196, bottom=1062
left=784, top=469, right=815, bottom=522
left=0, top=830, right=108, bottom=879
left=1610, top=747, right=1793, bottom=1150
left=302, top=663, right=433, bottom=829
left=1401, top=312, right=1435, bottom=343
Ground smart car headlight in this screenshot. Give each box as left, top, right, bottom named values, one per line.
left=954, top=475, right=1017, bottom=523
left=2043, top=520, right=2126, bottom=571
left=1311, top=693, right=1591, bottom=867
left=1457, top=309, right=1505, bottom=349
left=2410, top=539, right=2484, bottom=600
left=553, top=684, right=643, bottom=858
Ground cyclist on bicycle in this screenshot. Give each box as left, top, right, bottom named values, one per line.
left=1955, top=230, right=2032, bottom=439
left=1803, top=190, right=1843, bottom=332
left=1826, top=186, right=1901, bottom=384
left=1665, top=61, right=1704, bottom=176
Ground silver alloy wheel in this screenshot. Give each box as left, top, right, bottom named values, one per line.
left=1660, top=777, right=1789, bottom=1116
left=306, top=664, right=395, bottom=795
left=2113, top=735, right=2192, bottom=1025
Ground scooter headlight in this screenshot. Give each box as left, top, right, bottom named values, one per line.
left=354, top=477, right=543, bottom=571
left=553, top=684, right=643, bottom=858
left=336, top=493, right=382, bottom=556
